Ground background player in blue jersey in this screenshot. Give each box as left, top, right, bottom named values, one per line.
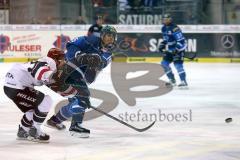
left=159, top=14, right=188, bottom=88
left=87, top=15, right=103, bottom=37
left=46, top=25, right=117, bottom=138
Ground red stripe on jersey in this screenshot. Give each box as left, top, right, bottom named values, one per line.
left=61, top=87, right=77, bottom=96
left=37, top=67, right=50, bottom=80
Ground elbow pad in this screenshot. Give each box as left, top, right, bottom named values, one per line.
left=40, top=70, right=54, bottom=83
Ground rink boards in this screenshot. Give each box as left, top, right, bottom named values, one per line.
left=1, top=57, right=240, bottom=63
left=1, top=25, right=240, bottom=63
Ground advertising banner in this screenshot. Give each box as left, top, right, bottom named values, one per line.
left=0, top=25, right=87, bottom=60
left=1, top=25, right=240, bottom=62
left=115, top=33, right=240, bottom=58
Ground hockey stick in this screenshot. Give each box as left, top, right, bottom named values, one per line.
left=89, top=105, right=156, bottom=132
left=184, top=52, right=197, bottom=60
left=162, top=50, right=197, bottom=60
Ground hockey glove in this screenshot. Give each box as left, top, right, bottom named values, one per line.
left=75, top=53, right=102, bottom=70
left=168, top=50, right=178, bottom=54
left=159, top=43, right=166, bottom=53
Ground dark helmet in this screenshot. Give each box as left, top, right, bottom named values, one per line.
left=163, top=13, right=172, bottom=18
left=100, top=25, right=117, bottom=49
left=95, top=15, right=103, bottom=21
left=162, top=13, right=172, bottom=24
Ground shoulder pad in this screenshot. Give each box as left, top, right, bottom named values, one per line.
left=86, top=35, right=100, bottom=43
left=172, top=25, right=180, bottom=32
left=161, top=26, right=166, bottom=31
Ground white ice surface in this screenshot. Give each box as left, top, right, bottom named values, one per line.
left=0, top=62, right=240, bottom=160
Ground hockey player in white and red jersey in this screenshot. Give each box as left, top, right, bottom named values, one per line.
left=3, top=48, right=65, bottom=142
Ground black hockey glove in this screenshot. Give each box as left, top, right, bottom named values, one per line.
left=80, top=97, right=91, bottom=109
left=169, top=50, right=178, bottom=54
left=75, top=53, right=103, bottom=84
left=75, top=53, right=102, bottom=70
left=159, top=43, right=166, bottom=53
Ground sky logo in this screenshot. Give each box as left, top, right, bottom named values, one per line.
left=0, top=34, right=10, bottom=53
left=53, top=34, right=70, bottom=50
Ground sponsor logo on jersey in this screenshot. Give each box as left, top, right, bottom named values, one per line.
left=6, top=82, right=16, bottom=86
left=17, top=93, right=37, bottom=103
left=19, top=101, right=32, bottom=108
left=94, top=27, right=99, bottom=31
left=6, top=72, right=14, bottom=79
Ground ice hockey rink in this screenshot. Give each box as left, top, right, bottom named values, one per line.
left=0, top=62, right=240, bottom=160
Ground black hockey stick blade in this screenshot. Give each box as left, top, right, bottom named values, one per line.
left=184, top=52, right=197, bottom=60
left=89, top=105, right=156, bottom=132
left=162, top=50, right=197, bottom=60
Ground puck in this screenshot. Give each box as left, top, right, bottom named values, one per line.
left=225, top=118, right=232, bottom=123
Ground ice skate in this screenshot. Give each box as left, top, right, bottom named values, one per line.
left=17, top=125, right=29, bottom=140
left=178, top=81, right=188, bottom=89
left=69, top=122, right=90, bottom=138
left=28, top=126, right=50, bottom=143
left=46, top=115, right=66, bottom=130
left=165, top=79, right=176, bottom=87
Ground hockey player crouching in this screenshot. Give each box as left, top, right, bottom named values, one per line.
left=46, top=25, right=117, bottom=138
left=3, top=48, right=65, bottom=142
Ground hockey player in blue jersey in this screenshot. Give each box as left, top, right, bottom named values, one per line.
left=159, top=14, right=188, bottom=88
left=46, top=25, right=117, bottom=138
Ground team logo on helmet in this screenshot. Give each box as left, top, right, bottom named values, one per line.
left=0, top=34, right=10, bottom=54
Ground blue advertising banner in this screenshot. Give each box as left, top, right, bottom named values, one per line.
left=115, top=33, right=240, bottom=58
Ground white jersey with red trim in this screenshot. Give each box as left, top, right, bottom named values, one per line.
left=4, top=57, right=57, bottom=89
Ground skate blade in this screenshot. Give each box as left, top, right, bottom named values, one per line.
left=27, top=136, right=50, bottom=143
left=69, top=131, right=89, bottom=138
left=165, top=83, right=176, bottom=87
left=44, top=123, right=66, bottom=130
left=178, top=86, right=189, bottom=90
left=16, top=137, right=29, bottom=141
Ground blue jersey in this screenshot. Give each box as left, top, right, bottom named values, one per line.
left=161, top=23, right=186, bottom=52
left=65, top=35, right=112, bottom=69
